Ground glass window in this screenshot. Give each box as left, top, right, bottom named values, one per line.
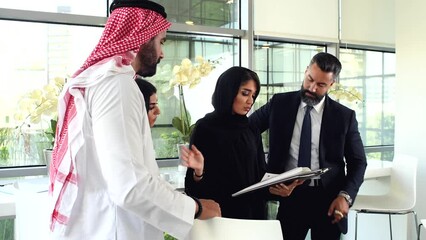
left=0, top=21, right=239, bottom=166
left=154, top=0, right=239, bottom=28
left=1, top=0, right=108, bottom=16
left=0, top=20, right=103, bottom=167
left=0, top=1, right=242, bottom=170
left=146, top=34, right=239, bottom=158
left=2, top=0, right=240, bottom=27
left=339, top=49, right=396, bottom=160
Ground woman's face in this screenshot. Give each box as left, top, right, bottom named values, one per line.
left=232, top=79, right=257, bottom=115
left=148, top=93, right=160, bottom=127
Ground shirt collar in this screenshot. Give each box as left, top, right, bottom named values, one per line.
left=300, top=95, right=326, bottom=113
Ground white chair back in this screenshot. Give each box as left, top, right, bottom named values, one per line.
left=389, top=154, right=417, bottom=210
left=350, top=154, right=419, bottom=240
left=186, top=217, right=283, bottom=240
left=352, top=154, right=418, bottom=212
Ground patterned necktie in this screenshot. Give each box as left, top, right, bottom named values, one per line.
left=298, top=105, right=313, bottom=168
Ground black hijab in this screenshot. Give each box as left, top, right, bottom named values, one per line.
left=186, top=67, right=267, bottom=219
left=135, top=78, right=157, bottom=114
left=211, top=66, right=260, bottom=116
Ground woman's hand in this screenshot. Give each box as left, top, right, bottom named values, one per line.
left=180, top=144, right=204, bottom=176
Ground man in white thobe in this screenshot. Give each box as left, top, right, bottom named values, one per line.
left=48, top=1, right=221, bottom=239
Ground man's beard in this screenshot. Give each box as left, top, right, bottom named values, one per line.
left=300, top=85, right=325, bottom=106
left=135, top=42, right=160, bottom=77
left=137, top=59, right=159, bottom=77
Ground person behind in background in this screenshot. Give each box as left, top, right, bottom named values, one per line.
left=135, top=78, right=160, bottom=127
left=48, top=1, right=220, bottom=239
left=182, top=66, right=268, bottom=219
left=249, top=52, right=367, bottom=240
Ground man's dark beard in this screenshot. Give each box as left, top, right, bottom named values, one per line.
left=136, top=41, right=159, bottom=77
left=136, top=56, right=159, bottom=77
left=137, top=60, right=159, bottom=77
left=300, top=86, right=324, bottom=106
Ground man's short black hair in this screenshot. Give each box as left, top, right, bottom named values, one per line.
left=310, top=52, right=342, bottom=79
left=110, top=0, right=167, bottom=18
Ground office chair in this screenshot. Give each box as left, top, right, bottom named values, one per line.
left=186, top=217, right=283, bottom=240
left=351, top=154, right=419, bottom=240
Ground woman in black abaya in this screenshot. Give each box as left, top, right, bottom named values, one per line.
left=183, top=66, right=267, bottom=219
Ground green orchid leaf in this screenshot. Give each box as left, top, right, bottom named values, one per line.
left=50, top=119, right=57, bottom=133
left=189, top=124, right=195, bottom=136
left=172, top=117, right=184, bottom=134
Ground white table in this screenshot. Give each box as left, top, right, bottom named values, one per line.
left=0, top=177, right=49, bottom=219
left=0, top=161, right=392, bottom=219
left=0, top=190, right=15, bottom=219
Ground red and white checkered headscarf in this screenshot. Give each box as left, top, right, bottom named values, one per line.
left=49, top=6, right=171, bottom=232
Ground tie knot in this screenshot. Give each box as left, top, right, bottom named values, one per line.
left=305, top=105, right=313, bottom=113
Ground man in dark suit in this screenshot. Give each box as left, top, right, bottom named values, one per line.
left=249, top=52, right=367, bottom=240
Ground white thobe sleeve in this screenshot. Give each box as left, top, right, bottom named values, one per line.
left=88, top=74, right=195, bottom=239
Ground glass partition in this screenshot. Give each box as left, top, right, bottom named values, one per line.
left=339, top=48, right=396, bottom=160
left=147, top=34, right=239, bottom=158
left=154, top=0, right=239, bottom=28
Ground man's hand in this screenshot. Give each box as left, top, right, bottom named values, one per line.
left=180, top=144, right=204, bottom=176
left=269, top=179, right=304, bottom=197
left=328, top=196, right=349, bottom=224
left=198, top=199, right=221, bottom=220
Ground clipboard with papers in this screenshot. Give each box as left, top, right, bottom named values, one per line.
left=232, top=167, right=331, bottom=197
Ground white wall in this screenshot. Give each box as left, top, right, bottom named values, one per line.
left=254, top=0, right=338, bottom=43
left=341, top=0, right=395, bottom=48
left=395, top=0, right=426, bottom=239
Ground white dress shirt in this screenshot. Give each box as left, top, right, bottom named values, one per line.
left=286, top=97, right=325, bottom=173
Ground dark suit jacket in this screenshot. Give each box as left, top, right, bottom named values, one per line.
left=249, top=91, right=367, bottom=234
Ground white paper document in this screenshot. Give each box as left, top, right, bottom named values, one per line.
left=232, top=167, right=330, bottom=197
